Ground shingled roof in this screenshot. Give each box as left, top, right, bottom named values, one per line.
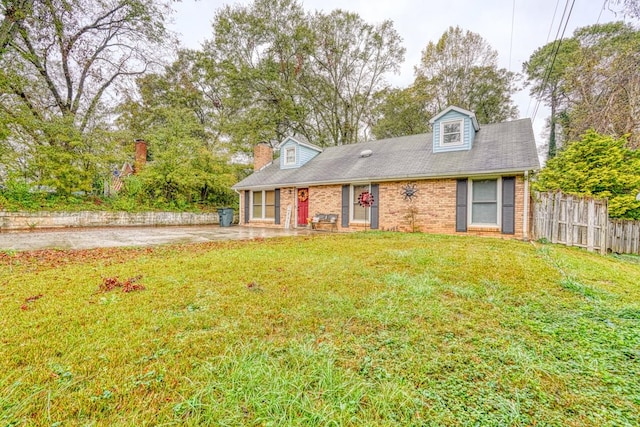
left=233, top=118, right=540, bottom=190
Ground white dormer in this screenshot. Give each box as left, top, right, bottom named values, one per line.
left=278, top=136, right=323, bottom=169
left=429, top=106, right=480, bottom=153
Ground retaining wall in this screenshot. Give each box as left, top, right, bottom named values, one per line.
left=0, top=211, right=224, bottom=231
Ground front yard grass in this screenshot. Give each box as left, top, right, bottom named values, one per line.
left=1, top=232, right=639, bottom=426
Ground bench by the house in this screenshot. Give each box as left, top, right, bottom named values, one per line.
left=311, top=213, right=339, bottom=232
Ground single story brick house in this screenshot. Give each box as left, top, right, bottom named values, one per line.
left=232, top=106, right=540, bottom=239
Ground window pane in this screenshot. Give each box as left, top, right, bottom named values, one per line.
left=471, top=180, right=497, bottom=224
left=252, top=191, right=262, bottom=218
left=443, top=133, right=461, bottom=144
left=265, top=190, right=275, bottom=204
left=253, top=191, right=262, bottom=204
left=472, top=202, right=497, bottom=223
left=442, top=121, right=461, bottom=144
left=352, top=185, right=370, bottom=221
left=353, top=185, right=369, bottom=201
left=473, top=180, right=497, bottom=202
left=444, top=122, right=460, bottom=134
left=285, top=148, right=295, bottom=164
left=353, top=204, right=369, bottom=221
left=265, top=205, right=275, bottom=218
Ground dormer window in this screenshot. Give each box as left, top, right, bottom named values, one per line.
left=284, top=147, right=296, bottom=166
left=441, top=120, right=463, bottom=145
left=278, top=136, right=322, bottom=169
left=430, top=107, right=478, bottom=153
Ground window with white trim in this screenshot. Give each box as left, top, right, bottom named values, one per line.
left=252, top=190, right=275, bottom=219
left=284, top=147, right=296, bottom=166
left=440, top=119, right=463, bottom=145
left=351, top=184, right=371, bottom=222
left=469, top=178, right=501, bottom=226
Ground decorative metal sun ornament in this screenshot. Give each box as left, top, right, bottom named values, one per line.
left=401, top=183, right=419, bottom=201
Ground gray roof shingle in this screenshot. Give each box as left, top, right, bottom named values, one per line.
left=233, top=118, right=540, bottom=190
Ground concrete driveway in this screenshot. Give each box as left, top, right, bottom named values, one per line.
left=0, top=225, right=314, bottom=251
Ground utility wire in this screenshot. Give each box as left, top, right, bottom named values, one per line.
left=531, top=0, right=572, bottom=121
left=531, top=0, right=576, bottom=123
left=509, top=0, right=516, bottom=71
left=597, top=0, right=607, bottom=23
left=525, top=0, right=562, bottom=117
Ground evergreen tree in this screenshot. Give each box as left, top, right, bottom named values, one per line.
left=533, top=130, right=640, bottom=219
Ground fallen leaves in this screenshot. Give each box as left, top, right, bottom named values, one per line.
left=0, top=247, right=155, bottom=269
left=99, top=276, right=145, bottom=293
left=20, top=294, right=43, bottom=311
left=246, top=281, right=263, bottom=292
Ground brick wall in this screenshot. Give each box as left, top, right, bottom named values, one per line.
left=253, top=143, right=273, bottom=171
left=240, top=188, right=299, bottom=228
left=379, top=177, right=528, bottom=238
left=0, top=211, right=222, bottom=231
left=379, top=179, right=456, bottom=233
left=239, top=175, right=529, bottom=239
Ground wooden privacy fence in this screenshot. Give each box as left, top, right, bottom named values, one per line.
left=608, top=219, right=640, bottom=254
left=533, top=191, right=640, bottom=255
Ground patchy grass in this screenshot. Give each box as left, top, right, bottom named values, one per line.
left=1, top=232, right=639, bottom=426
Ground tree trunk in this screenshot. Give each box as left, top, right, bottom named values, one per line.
left=549, top=93, right=557, bottom=159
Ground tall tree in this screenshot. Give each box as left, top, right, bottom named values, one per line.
left=524, top=22, right=640, bottom=152
left=202, top=0, right=312, bottom=154
left=413, top=26, right=519, bottom=125
left=607, top=0, right=640, bottom=19
left=533, top=130, right=640, bottom=219
left=369, top=26, right=518, bottom=138
left=0, top=0, right=172, bottom=194
left=523, top=38, right=580, bottom=158
left=368, top=86, right=430, bottom=139
left=201, top=0, right=404, bottom=152
left=0, top=0, right=32, bottom=56
left=116, top=50, right=240, bottom=207
left=300, top=10, right=404, bottom=145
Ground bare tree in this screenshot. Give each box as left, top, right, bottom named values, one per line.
left=0, top=0, right=174, bottom=192
left=414, top=26, right=518, bottom=125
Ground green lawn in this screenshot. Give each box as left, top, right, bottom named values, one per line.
left=1, top=232, right=639, bottom=426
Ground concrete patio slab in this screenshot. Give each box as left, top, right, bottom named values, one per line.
left=0, top=225, right=315, bottom=251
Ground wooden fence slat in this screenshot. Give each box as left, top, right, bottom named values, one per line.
left=551, top=192, right=561, bottom=244
left=531, top=191, right=640, bottom=255
left=566, top=195, right=573, bottom=247
left=598, top=200, right=607, bottom=255
left=586, top=199, right=595, bottom=252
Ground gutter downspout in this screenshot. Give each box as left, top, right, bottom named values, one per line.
left=234, top=189, right=241, bottom=225
left=523, top=171, right=530, bottom=240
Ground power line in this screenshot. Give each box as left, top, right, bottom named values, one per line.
left=597, top=0, right=607, bottom=23
left=509, top=0, right=516, bottom=71
left=546, top=0, right=563, bottom=43
left=531, top=0, right=576, bottom=123
left=525, top=0, right=562, bottom=117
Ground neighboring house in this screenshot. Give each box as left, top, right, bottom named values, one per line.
left=232, top=106, right=540, bottom=239
left=109, top=139, right=148, bottom=195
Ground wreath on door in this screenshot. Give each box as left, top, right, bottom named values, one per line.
left=358, top=191, right=374, bottom=207
left=298, top=189, right=308, bottom=202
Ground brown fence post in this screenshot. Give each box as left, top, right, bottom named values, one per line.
left=599, top=199, right=608, bottom=255
left=586, top=198, right=595, bottom=252
left=551, top=192, right=561, bottom=244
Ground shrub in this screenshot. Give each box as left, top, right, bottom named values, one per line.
left=533, top=130, right=640, bottom=219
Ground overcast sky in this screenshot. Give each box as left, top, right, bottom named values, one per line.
left=170, top=0, right=625, bottom=142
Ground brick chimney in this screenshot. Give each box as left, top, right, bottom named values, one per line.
left=134, top=139, right=147, bottom=173
left=254, top=142, right=273, bottom=171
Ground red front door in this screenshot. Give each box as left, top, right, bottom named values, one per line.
left=297, top=188, right=309, bottom=226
